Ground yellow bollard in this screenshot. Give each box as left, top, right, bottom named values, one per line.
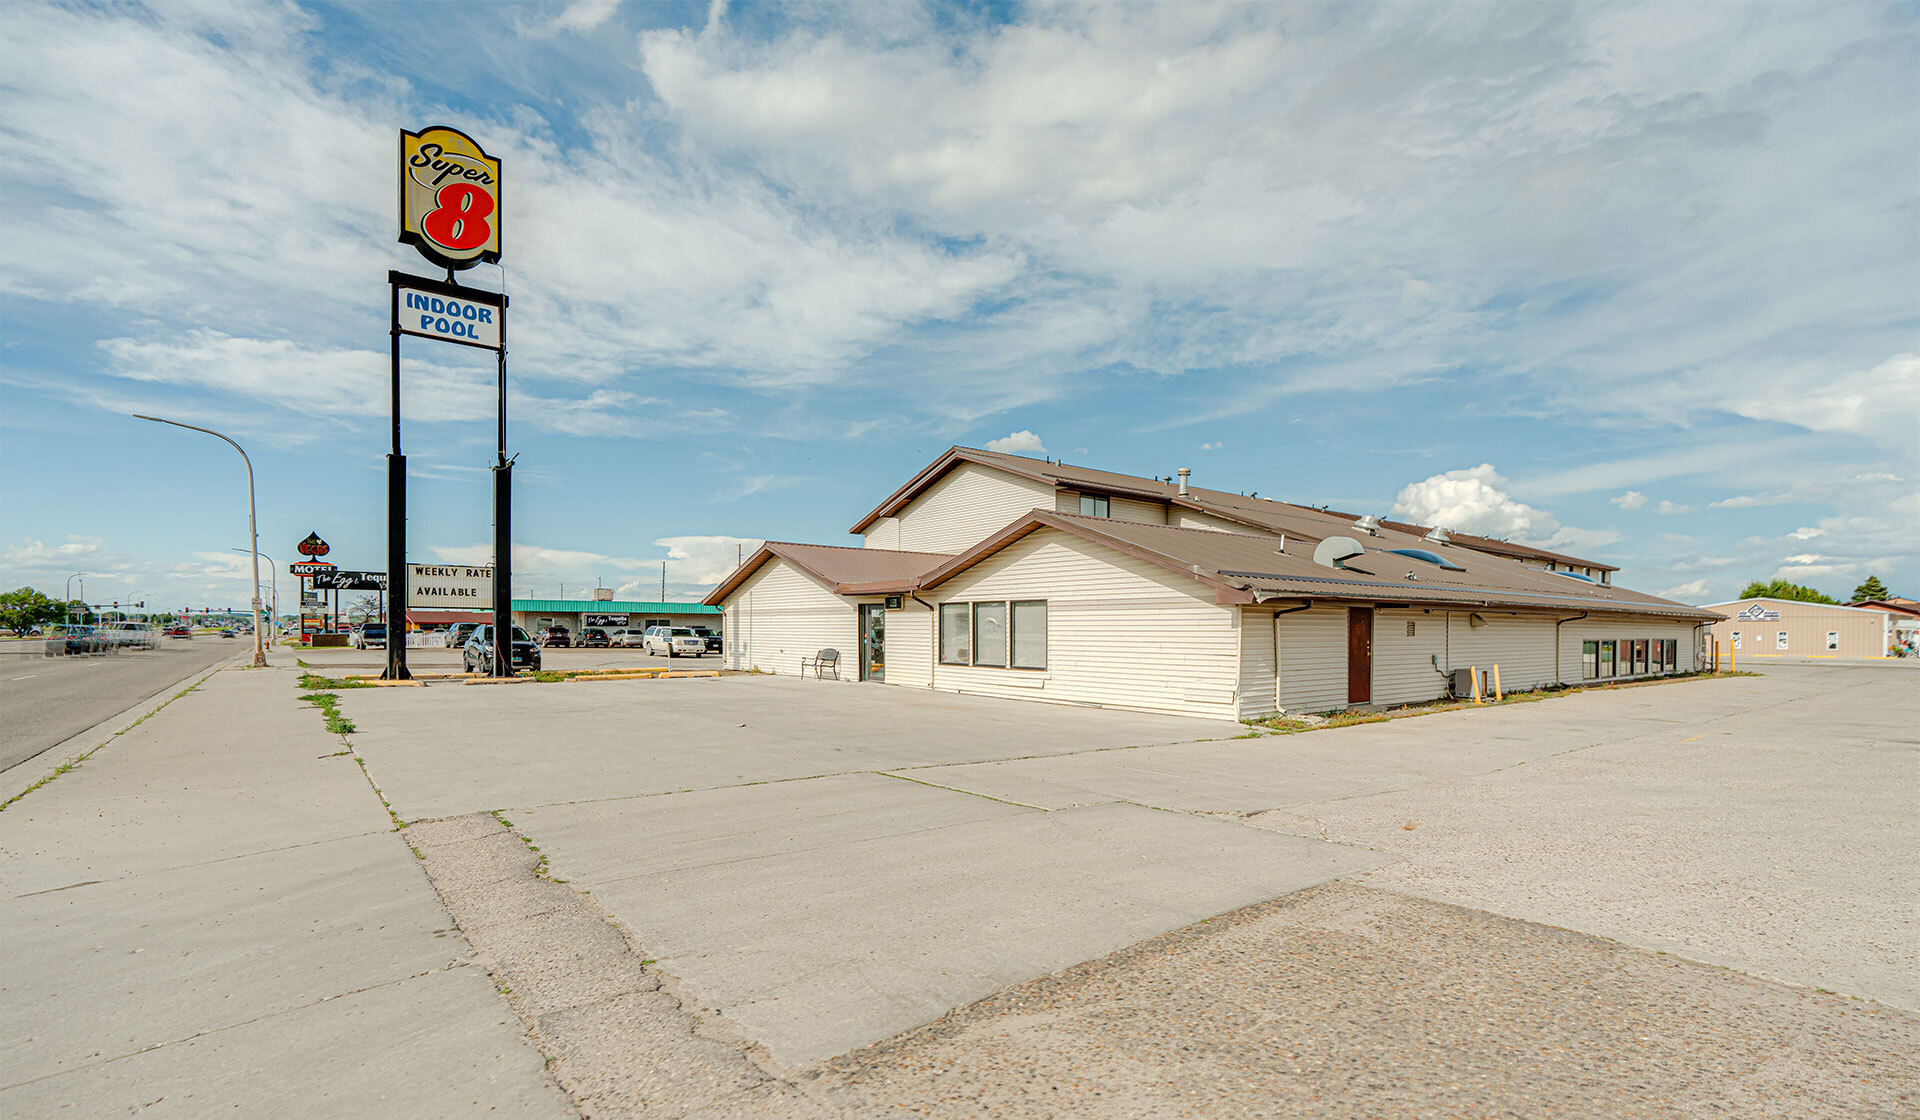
left=1492, top=664, right=1503, bottom=701
left=1470, top=664, right=1481, bottom=704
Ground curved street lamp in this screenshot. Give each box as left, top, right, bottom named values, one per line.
left=232, top=548, right=278, bottom=651
left=134, top=415, right=267, bottom=668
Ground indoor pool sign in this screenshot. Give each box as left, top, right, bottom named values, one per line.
left=399, top=126, right=502, bottom=271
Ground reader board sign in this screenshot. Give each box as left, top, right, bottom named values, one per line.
left=397, top=282, right=501, bottom=349
left=410, top=564, right=493, bottom=610
left=399, top=126, right=502, bottom=271
left=584, top=613, right=629, bottom=627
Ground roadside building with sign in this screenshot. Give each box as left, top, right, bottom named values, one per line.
left=706, top=446, right=1723, bottom=721
left=510, top=599, right=720, bottom=638
left=1704, top=597, right=1908, bottom=660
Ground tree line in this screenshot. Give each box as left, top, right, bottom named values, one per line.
left=1736, top=575, right=1896, bottom=605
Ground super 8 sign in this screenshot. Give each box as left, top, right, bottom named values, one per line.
left=399, top=126, right=501, bottom=271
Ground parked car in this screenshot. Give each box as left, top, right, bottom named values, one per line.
left=690, top=626, right=722, bottom=654
left=219, top=628, right=237, bottom=638
left=579, top=628, right=610, bottom=648
left=353, top=623, right=388, bottom=650
left=538, top=625, right=570, bottom=647
left=608, top=627, right=647, bottom=648
left=462, top=624, right=541, bottom=673
left=444, top=622, right=481, bottom=650
left=644, top=627, right=707, bottom=658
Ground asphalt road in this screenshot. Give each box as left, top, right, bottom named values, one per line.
left=0, top=639, right=241, bottom=774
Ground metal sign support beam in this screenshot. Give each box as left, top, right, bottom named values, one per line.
left=383, top=279, right=411, bottom=680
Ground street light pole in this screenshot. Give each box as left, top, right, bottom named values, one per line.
left=233, top=548, right=278, bottom=651
left=135, top=415, right=267, bottom=668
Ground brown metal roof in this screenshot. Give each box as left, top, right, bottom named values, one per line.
left=847, top=445, right=1617, bottom=572
left=917, top=511, right=1720, bottom=621
left=702, top=541, right=954, bottom=606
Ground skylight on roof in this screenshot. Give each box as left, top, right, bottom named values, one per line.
left=1555, top=570, right=1597, bottom=583
left=1387, top=548, right=1465, bottom=571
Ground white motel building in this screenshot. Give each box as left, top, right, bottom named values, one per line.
left=706, top=447, right=1724, bottom=722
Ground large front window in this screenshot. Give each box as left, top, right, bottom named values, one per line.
left=939, top=604, right=970, bottom=665
left=972, top=602, right=1007, bottom=666
left=1011, top=601, right=1047, bottom=669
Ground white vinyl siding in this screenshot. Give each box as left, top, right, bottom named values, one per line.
left=1373, top=611, right=1450, bottom=705
left=1055, top=489, right=1168, bottom=525
left=718, top=559, right=856, bottom=676
left=881, top=463, right=1055, bottom=553
left=928, top=529, right=1240, bottom=721
left=1173, top=509, right=1258, bottom=534
left=1274, top=606, right=1349, bottom=714
left=864, top=518, right=902, bottom=549
left=1237, top=608, right=1279, bottom=719
left=884, top=600, right=933, bottom=687
left=1445, top=613, right=1560, bottom=692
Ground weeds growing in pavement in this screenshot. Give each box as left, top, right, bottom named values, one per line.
left=1, top=676, right=213, bottom=812
left=298, top=670, right=373, bottom=691
left=298, top=691, right=357, bottom=735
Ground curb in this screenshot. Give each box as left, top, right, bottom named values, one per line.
left=0, top=653, right=243, bottom=804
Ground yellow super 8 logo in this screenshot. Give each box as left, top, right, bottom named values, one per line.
left=399, top=126, right=501, bottom=270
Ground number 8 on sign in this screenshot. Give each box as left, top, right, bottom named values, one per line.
left=422, top=183, right=494, bottom=252
left=399, top=126, right=502, bottom=270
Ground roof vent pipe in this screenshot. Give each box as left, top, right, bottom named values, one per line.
left=1425, top=526, right=1451, bottom=544
left=1176, top=467, right=1190, bottom=496
left=1354, top=514, right=1381, bottom=536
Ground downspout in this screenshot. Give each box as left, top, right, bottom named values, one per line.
left=1554, top=612, right=1588, bottom=683
left=911, top=592, right=938, bottom=685
left=1267, top=601, right=1312, bottom=715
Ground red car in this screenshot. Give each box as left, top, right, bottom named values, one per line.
left=164, top=625, right=192, bottom=638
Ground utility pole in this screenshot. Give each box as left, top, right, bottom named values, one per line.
left=660, top=561, right=666, bottom=601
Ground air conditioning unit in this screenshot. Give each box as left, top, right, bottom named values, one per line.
left=1450, top=667, right=1485, bottom=698
left=592, top=588, right=615, bottom=601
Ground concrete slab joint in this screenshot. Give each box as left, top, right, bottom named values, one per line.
left=405, top=811, right=831, bottom=1119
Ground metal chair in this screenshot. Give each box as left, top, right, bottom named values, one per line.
left=801, top=648, right=841, bottom=679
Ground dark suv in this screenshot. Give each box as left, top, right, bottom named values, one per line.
left=539, top=625, right=570, bottom=647
left=463, top=624, right=541, bottom=673
left=691, top=626, right=722, bottom=653
left=579, top=628, right=610, bottom=648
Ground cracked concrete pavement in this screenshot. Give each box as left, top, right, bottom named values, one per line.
left=4, top=656, right=1913, bottom=1117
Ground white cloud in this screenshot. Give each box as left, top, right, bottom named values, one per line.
left=1609, top=491, right=1648, bottom=510
left=1200, top=441, right=1223, bottom=451
left=655, top=535, right=765, bottom=585
left=1711, top=492, right=1796, bottom=509
left=1655, top=500, right=1693, bottom=515
left=1656, top=579, right=1709, bottom=601
left=3, top=536, right=103, bottom=566
left=1786, top=526, right=1824, bottom=541
left=550, top=0, right=618, bottom=34
left=985, top=429, right=1048, bottom=457
left=1391, top=464, right=1607, bottom=551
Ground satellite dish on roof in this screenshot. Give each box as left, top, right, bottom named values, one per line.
left=1424, top=526, right=1451, bottom=544
left=1353, top=515, right=1381, bottom=536
left=1313, top=536, right=1366, bottom=570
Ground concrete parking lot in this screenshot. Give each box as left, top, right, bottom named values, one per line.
left=3, top=658, right=1913, bottom=1117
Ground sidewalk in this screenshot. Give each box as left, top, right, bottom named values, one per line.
left=0, top=657, right=572, bottom=1118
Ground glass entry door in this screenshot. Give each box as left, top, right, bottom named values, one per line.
left=860, top=603, right=886, bottom=682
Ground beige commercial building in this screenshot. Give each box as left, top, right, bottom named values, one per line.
left=1704, top=598, right=1905, bottom=661
left=708, top=447, right=1722, bottom=722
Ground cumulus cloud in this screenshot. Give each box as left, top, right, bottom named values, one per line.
left=1656, top=579, right=1710, bottom=602
left=985, top=430, right=1048, bottom=457
left=1200, top=441, right=1223, bottom=451
left=655, top=535, right=766, bottom=585
left=1393, top=464, right=1618, bottom=555
left=1609, top=491, right=1648, bottom=510
left=1655, top=500, right=1693, bottom=515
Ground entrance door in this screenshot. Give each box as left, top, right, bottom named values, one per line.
left=1346, top=607, right=1373, bottom=704
left=860, top=603, right=886, bottom=682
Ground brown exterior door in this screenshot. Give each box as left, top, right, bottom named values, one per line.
left=1347, top=607, right=1373, bottom=704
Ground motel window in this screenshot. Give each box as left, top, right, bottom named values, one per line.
left=1635, top=639, right=1649, bottom=675
left=1582, top=640, right=1599, bottom=679
left=939, top=604, right=970, bottom=665
left=1777, top=631, right=1788, bottom=650
left=972, top=602, right=1008, bottom=666
left=1599, top=640, right=1616, bottom=677
left=1653, top=639, right=1667, bottom=673
left=1079, top=494, right=1110, bottom=518
left=1010, top=601, right=1048, bottom=669
left=1827, top=631, right=1839, bottom=651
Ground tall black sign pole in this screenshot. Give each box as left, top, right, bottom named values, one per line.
left=490, top=301, right=513, bottom=677
left=383, top=280, right=411, bottom=680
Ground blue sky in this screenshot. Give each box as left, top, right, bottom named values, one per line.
left=2, top=0, right=1915, bottom=611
